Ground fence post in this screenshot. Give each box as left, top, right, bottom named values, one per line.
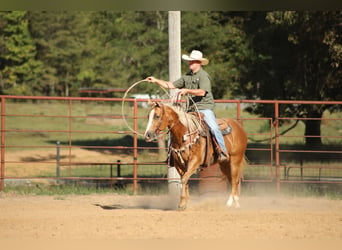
left=117, top=159, right=121, bottom=178
left=236, top=101, right=243, bottom=193
left=274, top=102, right=281, bottom=192
left=0, top=97, right=5, bottom=191
left=68, top=99, right=72, bottom=177
left=133, top=99, right=138, bottom=194
left=56, top=141, right=60, bottom=184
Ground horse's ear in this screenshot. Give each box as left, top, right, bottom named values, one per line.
left=148, top=101, right=160, bottom=107
left=147, top=99, right=154, bottom=106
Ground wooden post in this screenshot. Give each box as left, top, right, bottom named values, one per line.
left=167, top=11, right=182, bottom=197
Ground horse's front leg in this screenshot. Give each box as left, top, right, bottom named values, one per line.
left=178, top=159, right=202, bottom=210
left=178, top=173, right=192, bottom=210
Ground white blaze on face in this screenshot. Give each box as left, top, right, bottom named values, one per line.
left=144, top=109, right=155, bottom=137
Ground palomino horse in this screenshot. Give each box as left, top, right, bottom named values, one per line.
left=144, top=102, right=247, bottom=210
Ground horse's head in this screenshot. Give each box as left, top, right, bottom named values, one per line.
left=144, top=102, right=169, bottom=142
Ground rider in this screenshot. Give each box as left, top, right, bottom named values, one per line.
left=146, top=50, right=229, bottom=162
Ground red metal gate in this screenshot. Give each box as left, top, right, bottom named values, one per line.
left=0, top=96, right=341, bottom=192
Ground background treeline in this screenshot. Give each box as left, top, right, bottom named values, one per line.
left=0, top=11, right=341, bottom=147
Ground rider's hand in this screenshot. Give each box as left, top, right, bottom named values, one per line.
left=178, top=89, right=189, bottom=96
left=146, top=76, right=156, bottom=83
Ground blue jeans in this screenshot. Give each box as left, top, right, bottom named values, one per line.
left=199, top=109, right=227, bottom=154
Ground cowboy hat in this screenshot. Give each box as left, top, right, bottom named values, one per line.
left=181, top=50, right=209, bottom=65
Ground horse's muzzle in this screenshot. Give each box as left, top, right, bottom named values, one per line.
left=144, top=130, right=157, bottom=142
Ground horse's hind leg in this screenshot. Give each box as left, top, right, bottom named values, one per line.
left=226, top=157, right=243, bottom=208
left=226, top=177, right=240, bottom=208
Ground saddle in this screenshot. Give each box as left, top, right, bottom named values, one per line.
left=189, top=112, right=232, bottom=168
left=188, top=112, right=232, bottom=136
left=217, top=119, right=233, bottom=135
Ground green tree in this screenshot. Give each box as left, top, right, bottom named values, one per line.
left=28, top=11, right=92, bottom=96
left=238, top=11, right=342, bottom=148
left=87, top=11, right=169, bottom=96
left=0, top=11, right=43, bottom=95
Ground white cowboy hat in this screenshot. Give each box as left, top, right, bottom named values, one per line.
left=181, top=50, right=209, bottom=65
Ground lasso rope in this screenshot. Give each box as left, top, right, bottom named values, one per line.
left=121, top=79, right=170, bottom=136
left=121, top=78, right=204, bottom=139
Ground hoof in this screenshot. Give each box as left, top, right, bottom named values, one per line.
left=226, top=196, right=234, bottom=207
left=177, top=205, right=187, bottom=211
left=225, top=203, right=240, bottom=209
left=226, top=195, right=240, bottom=208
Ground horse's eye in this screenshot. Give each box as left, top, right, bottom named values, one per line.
left=154, top=115, right=160, bottom=120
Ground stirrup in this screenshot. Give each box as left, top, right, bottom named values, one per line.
left=218, top=153, right=229, bottom=162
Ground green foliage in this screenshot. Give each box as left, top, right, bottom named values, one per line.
left=0, top=11, right=256, bottom=99
left=0, top=11, right=43, bottom=95
left=238, top=11, right=341, bottom=147
left=239, top=11, right=341, bottom=103
left=87, top=11, right=169, bottom=95
left=28, top=11, right=93, bottom=96
left=1, top=10, right=339, bottom=102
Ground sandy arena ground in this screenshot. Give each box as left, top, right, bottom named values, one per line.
left=0, top=193, right=341, bottom=240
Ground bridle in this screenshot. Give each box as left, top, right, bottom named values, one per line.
left=148, top=102, right=176, bottom=138
left=149, top=103, right=165, bottom=135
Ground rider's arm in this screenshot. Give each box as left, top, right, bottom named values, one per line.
left=146, top=76, right=206, bottom=97
left=178, top=88, right=206, bottom=97
left=146, top=77, right=176, bottom=89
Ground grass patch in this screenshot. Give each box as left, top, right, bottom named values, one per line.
left=4, top=182, right=132, bottom=196
left=242, top=182, right=342, bottom=199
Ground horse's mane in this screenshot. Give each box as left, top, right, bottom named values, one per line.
left=164, top=103, right=201, bottom=132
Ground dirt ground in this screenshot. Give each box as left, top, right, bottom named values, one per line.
left=2, top=148, right=342, bottom=244
left=0, top=193, right=341, bottom=240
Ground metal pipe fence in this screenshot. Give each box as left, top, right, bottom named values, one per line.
left=0, top=95, right=341, bottom=193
